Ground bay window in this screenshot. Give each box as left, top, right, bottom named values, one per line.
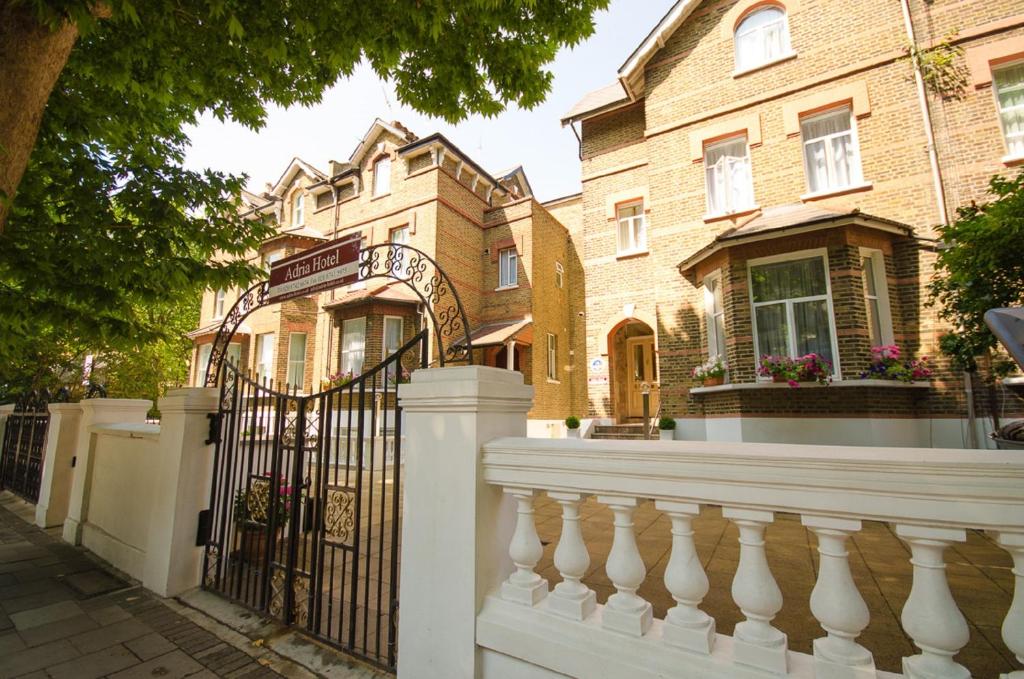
left=704, top=273, right=727, bottom=359
left=994, top=62, right=1024, bottom=158
left=705, top=136, right=754, bottom=215
left=340, top=317, right=366, bottom=376
left=286, top=332, right=307, bottom=390
left=749, top=252, right=838, bottom=371
left=616, top=201, right=646, bottom=255
left=860, top=249, right=894, bottom=347
left=801, top=107, right=862, bottom=194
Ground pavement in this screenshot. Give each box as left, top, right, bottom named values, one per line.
left=0, top=493, right=387, bottom=679
left=532, top=496, right=1018, bottom=677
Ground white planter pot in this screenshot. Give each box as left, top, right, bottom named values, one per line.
left=659, top=429, right=674, bottom=441
left=567, top=428, right=581, bottom=438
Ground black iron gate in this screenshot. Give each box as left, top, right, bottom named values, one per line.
left=0, top=389, right=67, bottom=503
left=202, top=330, right=427, bottom=670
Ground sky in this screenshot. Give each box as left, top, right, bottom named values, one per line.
left=183, top=1, right=676, bottom=204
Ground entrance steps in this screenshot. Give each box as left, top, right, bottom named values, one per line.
left=591, top=424, right=648, bottom=440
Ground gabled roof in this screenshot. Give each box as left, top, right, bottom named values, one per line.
left=269, top=157, right=327, bottom=197
left=494, top=165, right=534, bottom=199
left=676, top=204, right=913, bottom=275
left=563, top=0, right=702, bottom=124
left=348, top=118, right=419, bottom=167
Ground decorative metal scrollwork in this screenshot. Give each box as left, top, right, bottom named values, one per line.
left=270, top=567, right=310, bottom=627
left=204, top=544, right=220, bottom=588
left=85, top=382, right=107, bottom=399
left=323, top=487, right=356, bottom=546
left=204, top=280, right=270, bottom=387
left=359, top=244, right=473, bottom=365
left=246, top=477, right=271, bottom=525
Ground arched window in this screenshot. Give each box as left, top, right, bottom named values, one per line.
left=734, top=6, right=791, bottom=72
left=373, top=156, right=391, bottom=196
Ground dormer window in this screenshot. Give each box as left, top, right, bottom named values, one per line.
left=373, top=156, right=391, bottom=196
left=292, top=194, right=304, bottom=226
left=734, top=6, right=791, bottom=73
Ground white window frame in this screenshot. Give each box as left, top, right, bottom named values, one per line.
left=555, top=261, right=564, bottom=289
left=197, top=344, right=213, bottom=386
left=498, top=247, right=518, bottom=289
left=293, top=193, right=305, bottom=226
left=214, top=288, right=226, bottom=319
left=859, top=248, right=894, bottom=347
left=340, top=317, right=366, bottom=376
left=546, top=333, right=559, bottom=382
left=286, top=332, right=307, bottom=391
left=993, top=60, right=1024, bottom=160
left=616, top=200, right=647, bottom=256
left=373, top=156, right=392, bottom=196
left=734, top=6, right=793, bottom=74
left=382, top=316, right=404, bottom=359
left=747, top=248, right=842, bottom=378
left=255, top=332, right=276, bottom=383
left=703, top=271, right=727, bottom=360
left=800, top=106, right=864, bottom=196
left=263, top=249, right=284, bottom=271
left=703, top=135, right=755, bottom=216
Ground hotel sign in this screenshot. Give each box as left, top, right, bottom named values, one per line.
left=267, top=232, right=362, bottom=304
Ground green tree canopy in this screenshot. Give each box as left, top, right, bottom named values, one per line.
left=0, top=0, right=609, bottom=391
left=930, top=171, right=1024, bottom=370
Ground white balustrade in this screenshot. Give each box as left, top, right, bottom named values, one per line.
left=655, top=500, right=715, bottom=654
left=598, top=495, right=653, bottom=636
left=547, top=491, right=596, bottom=620
left=501, top=487, right=548, bottom=605
left=895, top=524, right=970, bottom=679
left=803, top=515, right=875, bottom=678
left=996, top=532, right=1024, bottom=679
left=724, top=507, right=788, bottom=673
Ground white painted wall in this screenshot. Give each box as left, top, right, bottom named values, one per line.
left=81, top=423, right=160, bottom=580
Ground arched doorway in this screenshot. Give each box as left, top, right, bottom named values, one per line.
left=609, top=319, right=659, bottom=421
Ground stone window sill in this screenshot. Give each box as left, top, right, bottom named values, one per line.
left=1002, top=153, right=1024, bottom=167
left=800, top=181, right=873, bottom=202
left=616, top=249, right=649, bottom=261
left=494, top=284, right=519, bottom=292
left=732, top=52, right=797, bottom=78
left=703, top=205, right=760, bottom=223
left=371, top=192, right=391, bottom=201
left=689, top=378, right=932, bottom=395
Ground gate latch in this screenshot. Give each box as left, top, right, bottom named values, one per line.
left=205, top=412, right=221, bottom=445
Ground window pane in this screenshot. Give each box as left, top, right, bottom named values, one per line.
left=831, top=133, right=853, bottom=186
left=755, top=304, right=788, bottom=357
left=735, top=7, right=788, bottom=71
left=198, top=344, right=212, bottom=382
left=802, top=110, right=851, bottom=139
left=286, top=333, right=306, bottom=389
left=804, top=139, right=828, bottom=193
left=996, top=65, right=1024, bottom=156
left=341, top=318, right=365, bottom=375
left=633, top=344, right=646, bottom=381
left=713, top=313, right=727, bottom=357
left=793, top=299, right=834, bottom=364
left=751, top=257, right=827, bottom=302
left=861, top=256, right=878, bottom=296
left=373, top=157, right=391, bottom=195
left=866, top=298, right=883, bottom=347
left=226, top=344, right=241, bottom=366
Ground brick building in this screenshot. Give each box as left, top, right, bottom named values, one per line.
left=562, top=0, right=1024, bottom=446
left=189, top=119, right=587, bottom=429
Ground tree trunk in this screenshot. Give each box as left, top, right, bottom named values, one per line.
left=0, top=3, right=80, bottom=233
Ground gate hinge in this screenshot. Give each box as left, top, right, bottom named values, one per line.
left=196, top=509, right=212, bottom=547
left=205, top=412, right=221, bottom=445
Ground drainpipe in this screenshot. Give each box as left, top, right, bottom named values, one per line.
left=899, top=0, right=979, bottom=446
left=899, top=0, right=948, bottom=227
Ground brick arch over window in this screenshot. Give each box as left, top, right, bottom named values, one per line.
left=720, top=0, right=799, bottom=40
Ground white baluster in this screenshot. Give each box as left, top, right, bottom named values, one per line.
left=895, top=524, right=969, bottom=679
left=655, top=500, right=715, bottom=654
left=546, top=492, right=596, bottom=620
left=803, top=515, right=875, bottom=678
left=996, top=531, right=1024, bottom=679
left=500, top=487, right=548, bottom=606
left=598, top=495, right=653, bottom=636
left=723, top=507, right=788, bottom=674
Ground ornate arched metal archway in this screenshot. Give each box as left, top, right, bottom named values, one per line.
left=203, top=243, right=473, bottom=387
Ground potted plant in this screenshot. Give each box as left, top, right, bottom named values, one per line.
left=565, top=416, right=581, bottom=438
left=232, top=475, right=294, bottom=563
left=692, top=357, right=727, bottom=387
left=758, top=354, right=832, bottom=387
left=658, top=416, right=676, bottom=441
left=321, top=370, right=356, bottom=392
left=859, top=345, right=932, bottom=382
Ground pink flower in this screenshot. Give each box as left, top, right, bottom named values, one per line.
left=787, top=379, right=799, bottom=388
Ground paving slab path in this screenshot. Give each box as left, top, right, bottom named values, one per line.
left=0, top=494, right=386, bottom=679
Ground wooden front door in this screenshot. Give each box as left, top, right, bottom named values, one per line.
left=626, top=336, right=659, bottom=418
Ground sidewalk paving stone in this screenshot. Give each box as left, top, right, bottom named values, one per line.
left=45, top=643, right=139, bottom=679
left=8, top=599, right=83, bottom=630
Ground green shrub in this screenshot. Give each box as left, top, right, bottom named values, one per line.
left=658, top=416, right=676, bottom=431
left=565, top=416, right=580, bottom=430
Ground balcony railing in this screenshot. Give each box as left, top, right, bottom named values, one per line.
left=480, top=437, right=1024, bottom=678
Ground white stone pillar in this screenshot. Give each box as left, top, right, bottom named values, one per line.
left=803, top=515, right=875, bottom=678
left=656, top=500, right=714, bottom=654
left=142, top=388, right=219, bottom=597
left=547, top=491, right=596, bottom=621
left=396, top=366, right=533, bottom=679
left=724, top=507, right=788, bottom=674
left=599, top=495, right=653, bottom=637
left=34, top=403, right=83, bottom=528
left=62, top=398, right=152, bottom=544
left=996, top=532, right=1024, bottom=679
left=895, top=524, right=970, bottom=679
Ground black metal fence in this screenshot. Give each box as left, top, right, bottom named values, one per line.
left=202, top=330, right=427, bottom=671
left=0, top=388, right=68, bottom=503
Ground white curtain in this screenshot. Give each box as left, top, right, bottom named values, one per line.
left=802, top=110, right=853, bottom=193
left=997, top=63, right=1024, bottom=156
left=705, top=138, right=752, bottom=213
